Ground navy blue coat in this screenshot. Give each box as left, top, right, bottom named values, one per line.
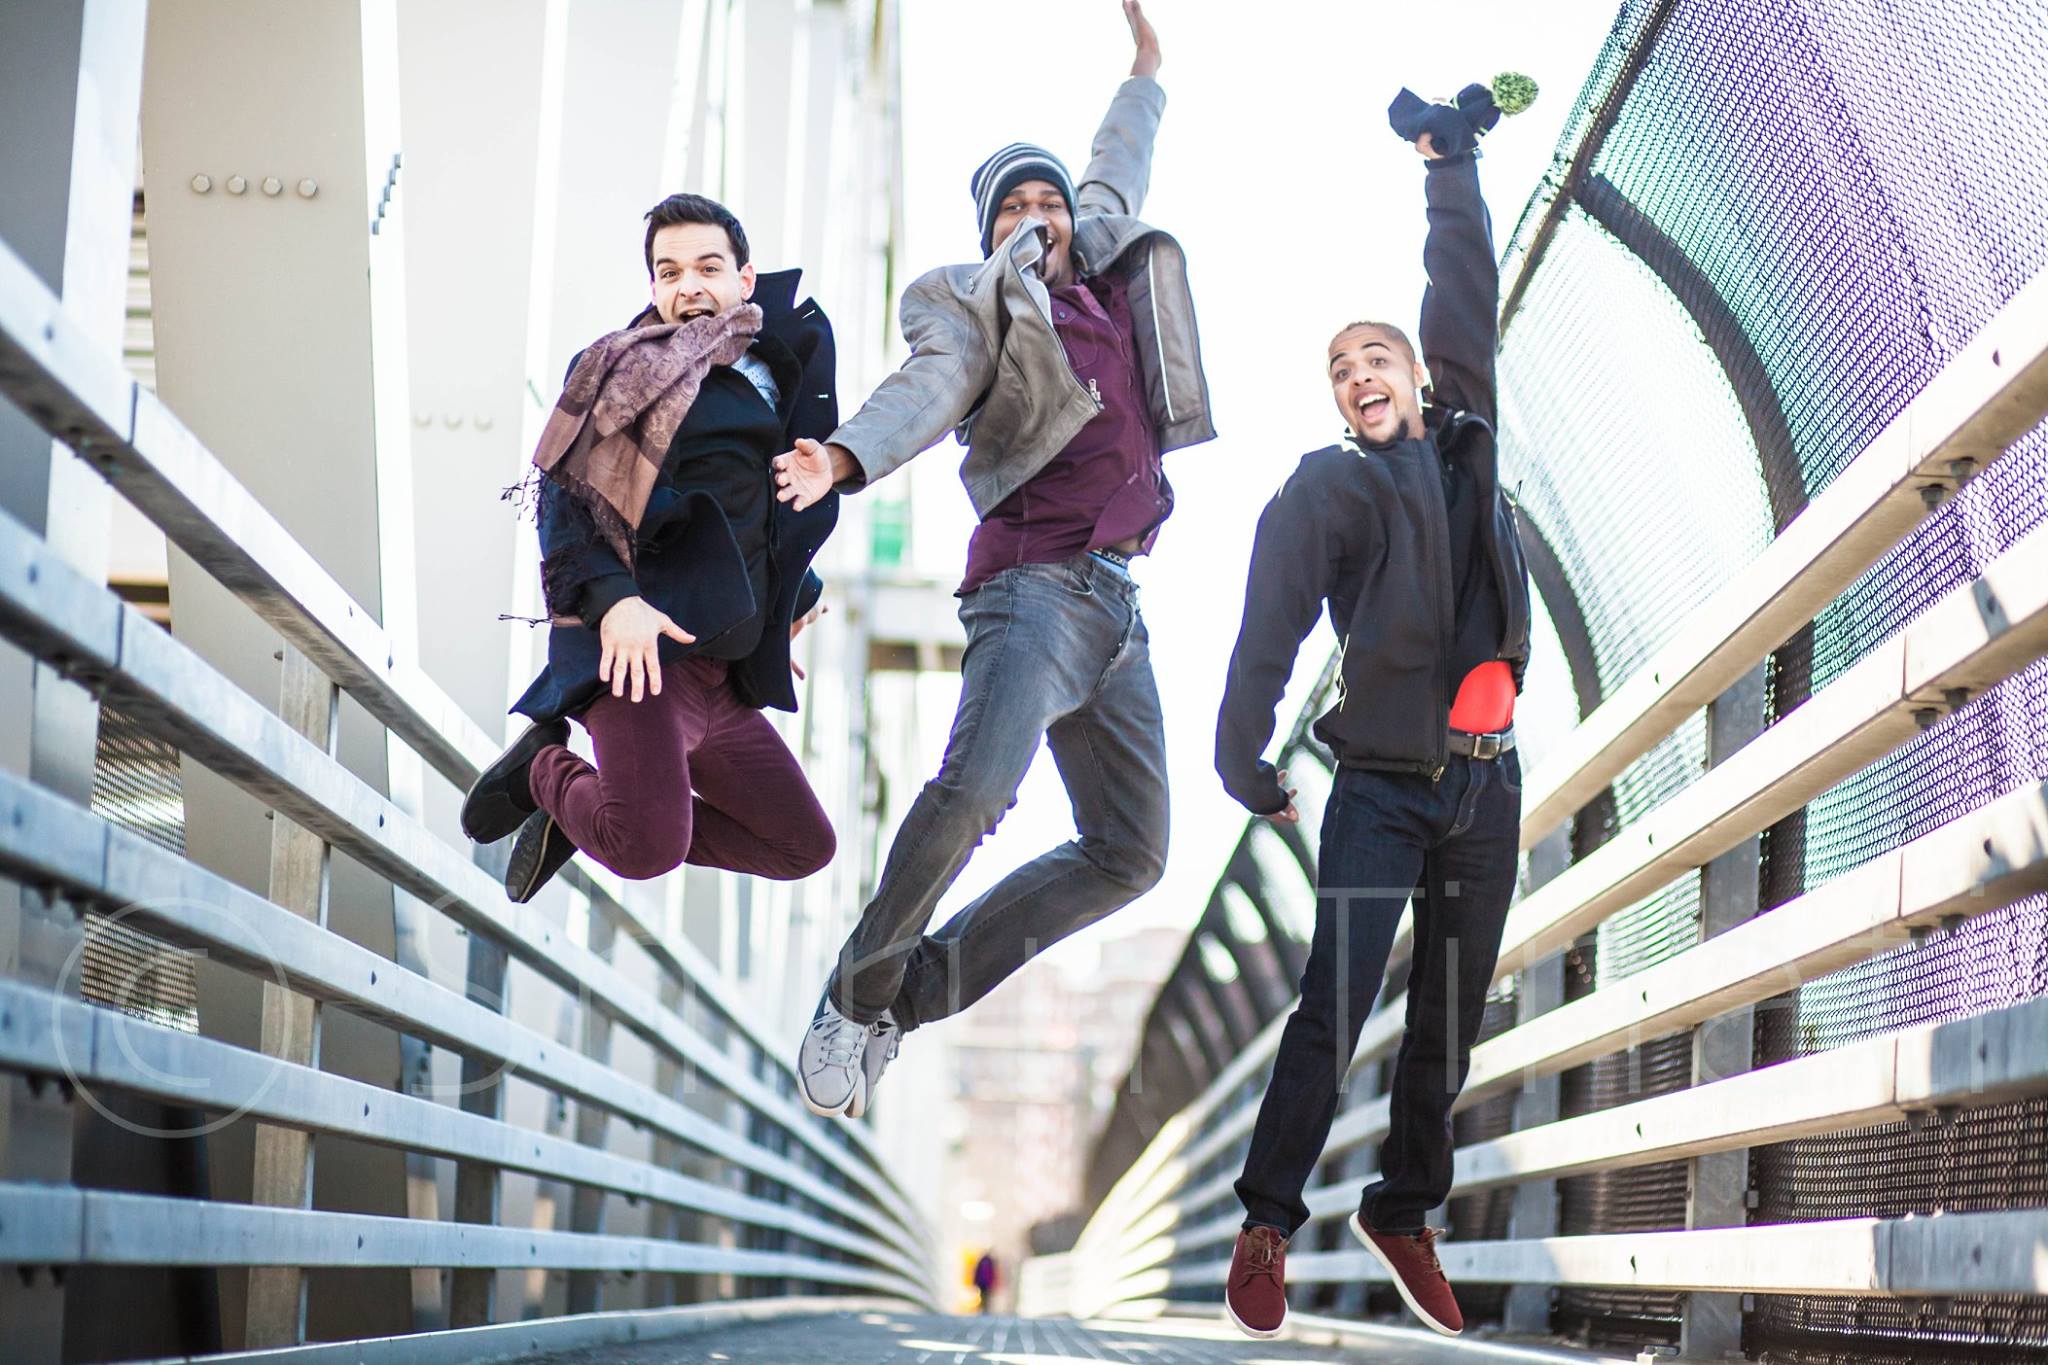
left=511, top=269, right=840, bottom=722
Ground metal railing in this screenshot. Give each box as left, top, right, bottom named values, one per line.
left=1031, top=221, right=2048, bottom=1349
left=0, top=226, right=938, bottom=1358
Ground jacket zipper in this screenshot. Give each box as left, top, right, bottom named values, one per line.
left=1422, top=440, right=1454, bottom=782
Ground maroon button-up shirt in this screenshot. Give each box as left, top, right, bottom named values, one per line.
left=960, top=272, right=1172, bottom=594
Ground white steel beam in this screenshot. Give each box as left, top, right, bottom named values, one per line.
left=0, top=509, right=931, bottom=1257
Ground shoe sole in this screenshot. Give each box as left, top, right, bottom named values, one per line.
left=797, top=1067, right=866, bottom=1120
left=508, top=818, right=561, bottom=903
left=462, top=724, right=565, bottom=844
left=848, top=1029, right=899, bottom=1120
left=1349, top=1212, right=1461, bottom=1337
left=1221, top=1299, right=1284, bottom=1340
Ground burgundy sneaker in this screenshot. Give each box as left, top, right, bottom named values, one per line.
left=1223, top=1224, right=1288, bottom=1339
left=1350, top=1212, right=1463, bottom=1336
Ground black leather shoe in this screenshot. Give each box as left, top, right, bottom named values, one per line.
left=505, top=809, right=576, bottom=903
left=461, top=720, right=569, bottom=844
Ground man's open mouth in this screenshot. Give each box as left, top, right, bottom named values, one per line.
left=1356, top=394, right=1392, bottom=422
left=679, top=307, right=714, bottom=321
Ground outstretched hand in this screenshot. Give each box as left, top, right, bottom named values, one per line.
left=772, top=438, right=854, bottom=512
left=598, top=596, right=695, bottom=704
left=1124, top=0, right=1161, bottom=78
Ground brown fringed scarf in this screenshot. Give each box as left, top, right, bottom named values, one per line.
left=524, top=302, right=763, bottom=619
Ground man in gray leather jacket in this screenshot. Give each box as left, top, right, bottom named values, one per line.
left=774, top=0, right=1213, bottom=1120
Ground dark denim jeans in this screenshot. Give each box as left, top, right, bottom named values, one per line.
left=830, top=553, right=1169, bottom=1029
left=1235, top=751, right=1521, bottom=1236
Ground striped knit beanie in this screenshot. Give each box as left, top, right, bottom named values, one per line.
left=970, top=142, right=1076, bottom=258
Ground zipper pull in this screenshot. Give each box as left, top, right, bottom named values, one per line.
left=1089, top=376, right=1103, bottom=410
left=1432, top=764, right=1446, bottom=783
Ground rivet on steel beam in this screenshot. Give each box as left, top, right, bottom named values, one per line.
left=475, top=415, right=495, bottom=432
left=226, top=174, right=247, bottom=195
left=1912, top=707, right=1941, bottom=730
left=190, top=174, right=212, bottom=194
left=1919, top=484, right=1946, bottom=510
left=1943, top=687, right=1970, bottom=710
left=1947, top=457, right=1977, bottom=482
left=297, top=178, right=319, bottom=199
left=262, top=176, right=283, bottom=197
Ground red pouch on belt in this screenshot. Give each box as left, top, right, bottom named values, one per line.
left=1448, top=660, right=1515, bottom=734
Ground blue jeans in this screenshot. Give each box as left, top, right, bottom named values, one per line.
left=1235, top=753, right=1522, bottom=1235
left=831, top=553, right=1169, bottom=1028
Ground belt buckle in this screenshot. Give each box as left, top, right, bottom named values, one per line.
left=1472, top=732, right=1503, bottom=761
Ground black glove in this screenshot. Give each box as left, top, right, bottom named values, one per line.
left=1388, top=73, right=1538, bottom=156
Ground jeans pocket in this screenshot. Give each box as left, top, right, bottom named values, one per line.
left=1499, top=750, right=1523, bottom=796
left=1017, top=560, right=1095, bottom=598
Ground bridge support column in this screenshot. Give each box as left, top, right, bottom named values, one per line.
left=0, top=3, right=147, bottom=1360
left=139, top=0, right=419, bottom=1345
left=1681, top=667, right=1767, bottom=1360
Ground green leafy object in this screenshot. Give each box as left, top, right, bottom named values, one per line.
left=1492, top=71, right=1540, bottom=116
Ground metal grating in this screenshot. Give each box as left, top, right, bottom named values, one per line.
left=1491, top=0, right=2048, bottom=1354
left=84, top=702, right=198, bottom=1033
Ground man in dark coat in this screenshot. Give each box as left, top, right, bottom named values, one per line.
left=1216, top=83, right=1535, bottom=1342
left=460, top=193, right=840, bottom=907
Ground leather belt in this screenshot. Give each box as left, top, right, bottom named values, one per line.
left=1448, top=727, right=1515, bottom=760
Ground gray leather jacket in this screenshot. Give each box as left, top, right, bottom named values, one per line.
left=828, top=76, right=1215, bottom=516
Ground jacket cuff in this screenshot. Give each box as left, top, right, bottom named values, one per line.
left=578, top=574, right=638, bottom=631
left=823, top=429, right=875, bottom=492
left=1222, top=759, right=1292, bottom=818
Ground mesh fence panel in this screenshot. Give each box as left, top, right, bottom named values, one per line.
left=1495, top=0, right=2048, bottom=1355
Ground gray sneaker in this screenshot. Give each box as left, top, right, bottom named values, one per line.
left=797, top=991, right=868, bottom=1118
left=847, top=1012, right=900, bottom=1120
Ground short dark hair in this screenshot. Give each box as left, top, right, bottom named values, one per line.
left=1328, top=319, right=1417, bottom=367
left=642, top=193, right=750, bottom=275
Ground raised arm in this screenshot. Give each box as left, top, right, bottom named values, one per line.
left=1215, top=473, right=1336, bottom=817
left=1417, top=143, right=1499, bottom=424
left=1073, top=1, right=1167, bottom=218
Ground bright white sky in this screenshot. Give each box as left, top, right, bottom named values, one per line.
left=887, top=0, right=1620, bottom=970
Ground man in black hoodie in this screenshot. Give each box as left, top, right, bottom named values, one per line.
left=1214, top=96, right=1533, bottom=1341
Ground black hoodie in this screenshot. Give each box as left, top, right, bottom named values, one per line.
left=1215, top=152, right=1532, bottom=815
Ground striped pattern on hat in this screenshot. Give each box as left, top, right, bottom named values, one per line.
left=970, top=142, right=1076, bottom=258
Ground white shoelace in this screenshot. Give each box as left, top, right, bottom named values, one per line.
left=808, top=1012, right=865, bottom=1069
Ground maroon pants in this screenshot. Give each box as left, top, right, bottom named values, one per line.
left=528, top=657, right=834, bottom=882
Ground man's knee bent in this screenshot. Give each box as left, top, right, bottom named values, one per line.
left=919, top=766, right=1021, bottom=843
left=1082, top=832, right=1167, bottom=896
left=589, top=813, right=689, bottom=881
left=764, top=822, right=836, bottom=881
